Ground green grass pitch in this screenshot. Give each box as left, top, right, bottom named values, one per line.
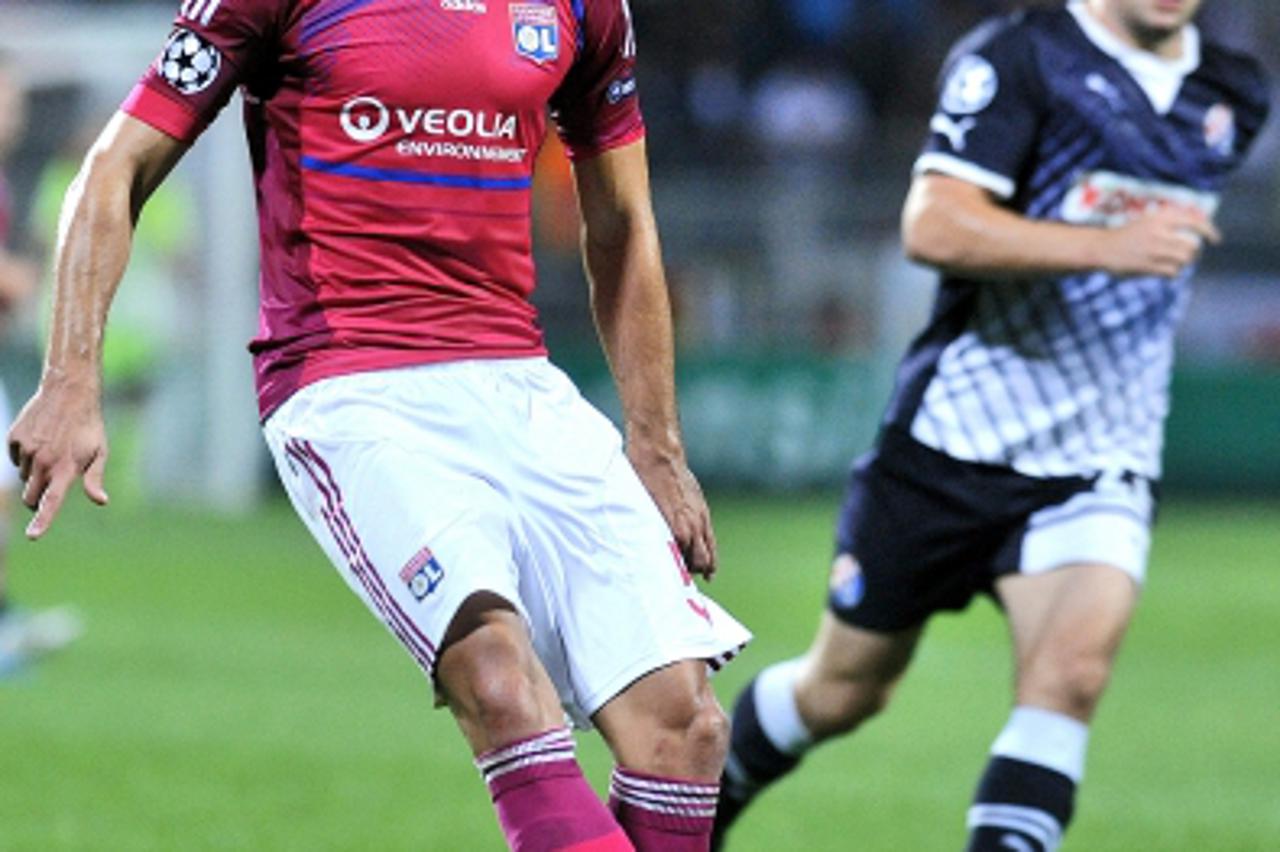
left=2, top=494, right=1277, bottom=850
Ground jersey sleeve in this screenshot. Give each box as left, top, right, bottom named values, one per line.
left=914, top=15, right=1046, bottom=200
left=1227, top=54, right=1272, bottom=162
left=121, top=0, right=283, bottom=145
left=548, top=0, right=645, bottom=161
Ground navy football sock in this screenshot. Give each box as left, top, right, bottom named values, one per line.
left=965, top=757, right=1075, bottom=852
left=965, top=707, right=1087, bottom=852
left=715, top=661, right=812, bottom=847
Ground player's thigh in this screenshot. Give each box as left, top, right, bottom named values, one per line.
left=1000, top=472, right=1151, bottom=670
left=998, top=563, right=1138, bottom=697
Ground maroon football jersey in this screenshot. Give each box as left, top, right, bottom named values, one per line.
left=124, top=0, right=644, bottom=417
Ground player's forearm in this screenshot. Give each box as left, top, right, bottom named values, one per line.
left=903, top=176, right=1111, bottom=280
left=41, top=151, right=139, bottom=391
left=585, top=220, right=684, bottom=462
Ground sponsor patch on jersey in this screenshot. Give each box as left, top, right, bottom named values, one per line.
left=157, top=28, right=222, bottom=95
left=606, top=74, right=637, bottom=104
left=828, top=553, right=865, bottom=610
left=1061, top=170, right=1219, bottom=227
left=340, top=96, right=391, bottom=142
left=510, top=3, right=559, bottom=64
left=941, top=54, right=998, bottom=115
left=1203, top=103, right=1236, bottom=157
left=399, top=546, right=446, bottom=602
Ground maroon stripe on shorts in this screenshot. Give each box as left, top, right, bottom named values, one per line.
left=285, top=439, right=438, bottom=671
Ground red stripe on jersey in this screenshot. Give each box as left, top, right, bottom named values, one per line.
left=122, top=83, right=203, bottom=143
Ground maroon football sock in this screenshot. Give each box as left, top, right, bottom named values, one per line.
left=608, top=767, right=718, bottom=851
left=477, top=728, right=632, bottom=852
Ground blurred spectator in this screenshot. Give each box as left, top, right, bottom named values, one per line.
left=0, top=53, right=82, bottom=678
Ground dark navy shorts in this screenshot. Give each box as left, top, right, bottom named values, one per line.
left=828, top=429, right=1157, bottom=633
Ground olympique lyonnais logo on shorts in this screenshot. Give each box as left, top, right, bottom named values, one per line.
left=399, top=546, right=446, bottom=602
left=828, top=553, right=865, bottom=610
left=510, top=3, right=559, bottom=64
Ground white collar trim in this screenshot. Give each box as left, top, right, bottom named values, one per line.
left=1068, top=1, right=1200, bottom=114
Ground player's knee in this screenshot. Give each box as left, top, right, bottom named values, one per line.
left=439, top=622, right=546, bottom=740
left=686, top=697, right=731, bottom=768
left=1021, top=650, right=1113, bottom=720
left=635, top=682, right=729, bottom=777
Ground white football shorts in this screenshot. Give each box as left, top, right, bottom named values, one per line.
left=262, top=358, right=750, bottom=727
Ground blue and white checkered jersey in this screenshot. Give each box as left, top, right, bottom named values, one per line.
left=886, top=1, right=1270, bottom=480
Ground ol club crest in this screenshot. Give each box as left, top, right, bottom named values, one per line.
left=510, top=3, right=559, bottom=64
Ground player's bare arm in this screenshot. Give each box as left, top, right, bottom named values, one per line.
left=903, top=172, right=1220, bottom=280
left=7, top=113, right=185, bottom=540
left=575, top=139, right=717, bottom=578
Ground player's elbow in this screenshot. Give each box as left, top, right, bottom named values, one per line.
left=901, top=204, right=968, bottom=270
left=73, top=144, right=142, bottom=222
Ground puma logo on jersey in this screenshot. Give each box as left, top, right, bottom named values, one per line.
left=1085, top=73, right=1124, bottom=112
left=930, top=113, right=977, bottom=151
left=179, top=0, right=222, bottom=26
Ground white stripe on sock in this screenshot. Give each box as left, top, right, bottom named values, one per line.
left=753, top=659, right=813, bottom=756
left=967, top=803, right=1062, bottom=850
left=991, top=706, right=1089, bottom=783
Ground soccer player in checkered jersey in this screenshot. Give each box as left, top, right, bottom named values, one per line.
left=714, top=1, right=1268, bottom=849
left=8, top=0, right=749, bottom=848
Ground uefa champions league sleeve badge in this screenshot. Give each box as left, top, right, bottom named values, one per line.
left=157, top=28, right=223, bottom=95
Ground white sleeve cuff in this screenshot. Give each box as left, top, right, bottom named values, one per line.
left=913, top=152, right=1016, bottom=199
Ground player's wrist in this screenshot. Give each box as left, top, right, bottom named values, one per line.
left=1075, top=225, right=1119, bottom=275
left=38, top=362, right=103, bottom=397
left=625, top=425, right=687, bottom=467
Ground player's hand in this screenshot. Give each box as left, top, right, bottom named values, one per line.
left=627, top=443, right=718, bottom=580
left=1100, top=206, right=1221, bottom=278
left=7, top=376, right=109, bottom=540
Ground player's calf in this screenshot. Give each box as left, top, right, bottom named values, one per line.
left=715, top=616, right=919, bottom=848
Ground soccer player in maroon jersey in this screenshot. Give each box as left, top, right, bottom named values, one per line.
left=7, top=1, right=748, bottom=848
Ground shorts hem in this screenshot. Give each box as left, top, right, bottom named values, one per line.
left=827, top=597, right=930, bottom=634
left=575, top=637, right=752, bottom=726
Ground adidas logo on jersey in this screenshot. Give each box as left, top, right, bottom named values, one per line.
left=178, top=0, right=223, bottom=26
left=441, top=0, right=487, bottom=12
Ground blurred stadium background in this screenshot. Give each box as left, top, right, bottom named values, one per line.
left=0, top=1, right=1276, bottom=850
